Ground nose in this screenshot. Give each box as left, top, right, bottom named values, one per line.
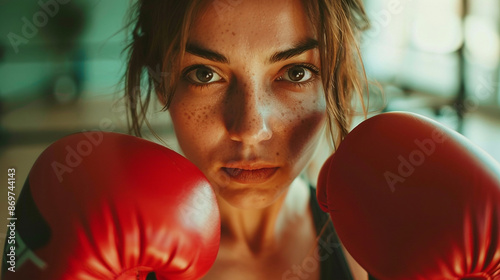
left=224, top=80, right=272, bottom=145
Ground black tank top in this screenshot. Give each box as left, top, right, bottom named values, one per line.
left=309, top=186, right=378, bottom=280
left=308, top=185, right=354, bottom=280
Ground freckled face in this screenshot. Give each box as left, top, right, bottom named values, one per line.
left=168, top=0, right=327, bottom=209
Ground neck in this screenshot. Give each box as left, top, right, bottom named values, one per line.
left=216, top=177, right=311, bottom=257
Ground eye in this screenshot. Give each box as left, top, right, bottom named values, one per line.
left=185, top=66, right=223, bottom=84
left=279, top=65, right=317, bottom=83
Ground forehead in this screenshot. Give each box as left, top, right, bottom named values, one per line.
left=189, top=0, right=315, bottom=58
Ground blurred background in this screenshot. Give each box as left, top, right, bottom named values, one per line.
left=361, top=0, right=500, bottom=160
left=0, top=0, right=499, bottom=259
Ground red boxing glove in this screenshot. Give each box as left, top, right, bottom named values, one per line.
left=318, top=112, right=500, bottom=279
left=2, top=132, right=220, bottom=280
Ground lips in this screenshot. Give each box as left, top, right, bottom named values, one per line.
left=222, top=167, right=279, bottom=184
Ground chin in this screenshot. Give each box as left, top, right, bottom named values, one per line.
left=216, top=182, right=288, bottom=210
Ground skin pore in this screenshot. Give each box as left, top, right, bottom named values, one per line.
left=167, top=0, right=367, bottom=279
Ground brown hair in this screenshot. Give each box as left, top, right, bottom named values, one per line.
left=123, top=0, right=370, bottom=148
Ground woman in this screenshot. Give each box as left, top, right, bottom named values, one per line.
left=124, top=0, right=371, bottom=279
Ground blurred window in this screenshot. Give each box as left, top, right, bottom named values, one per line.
left=361, top=0, right=500, bottom=106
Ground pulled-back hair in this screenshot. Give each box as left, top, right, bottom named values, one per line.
left=124, top=0, right=370, bottom=148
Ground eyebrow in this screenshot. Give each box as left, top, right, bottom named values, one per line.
left=184, top=38, right=318, bottom=65
left=269, top=38, right=318, bottom=63
left=185, top=43, right=229, bottom=64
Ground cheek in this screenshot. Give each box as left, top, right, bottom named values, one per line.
left=168, top=91, right=221, bottom=168
left=282, top=96, right=327, bottom=167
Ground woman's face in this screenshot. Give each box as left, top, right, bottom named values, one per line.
left=169, top=0, right=327, bottom=209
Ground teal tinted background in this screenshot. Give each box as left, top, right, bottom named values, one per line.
left=0, top=0, right=128, bottom=105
